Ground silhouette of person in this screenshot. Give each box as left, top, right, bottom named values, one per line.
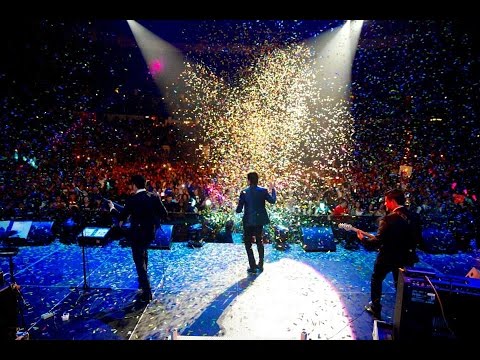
left=235, top=172, right=276, bottom=273
left=108, top=174, right=167, bottom=302
left=357, top=189, right=422, bottom=320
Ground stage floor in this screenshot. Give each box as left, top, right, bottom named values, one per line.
left=1, top=237, right=479, bottom=343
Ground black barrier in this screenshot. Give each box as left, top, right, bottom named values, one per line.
left=3, top=210, right=473, bottom=256
left=294, top=214, right=331, bottom=227
left=165, top=213, right=202, bottom=242
left=166, top=212, right=201, bottom=225
left=119, top=224, right=174, bottom=249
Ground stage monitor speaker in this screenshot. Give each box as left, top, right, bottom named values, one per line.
left=420, top=226, right=457, bottom=254
left=27, top=221, right=55, bottom=245
left=0, top=221, right=13, bottom=238
left=1, top=220, right=32, bottom=246
left=150, top=225, right=174, bottom=250
left=78, top=227, right=112, bottom=246
left=393, top=267, right=480, bottom=340
left=0, top=220, right=54, bottom=245
left=172, top=224, right=190, bottom=242
left=300, top=226, right=336, bottom=252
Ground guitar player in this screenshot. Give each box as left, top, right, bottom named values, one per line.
left=355, top=189, right=422, bottom=320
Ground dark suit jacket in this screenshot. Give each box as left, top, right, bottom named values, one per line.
left=376, top=206, right=422, bottom=266
left=236, top=185, right=276, bottom=226
left=112, top=190, right=168, bottom=245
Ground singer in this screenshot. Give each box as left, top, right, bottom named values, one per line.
left=108, top=174, right=168, bottom=303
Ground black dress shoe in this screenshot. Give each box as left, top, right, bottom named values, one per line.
left=256, top=264, right=263, bottom=272
left=247, top=267, right=257, bottom=274
left=136, top=290, right=153, bottom=303
left=364, top=302, right=381, bottom=320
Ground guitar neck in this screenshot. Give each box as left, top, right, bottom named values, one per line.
left=347, top=225, right=376, bottom=239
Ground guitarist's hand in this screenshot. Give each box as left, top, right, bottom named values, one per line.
left=356, top=230, right=365, bottom=241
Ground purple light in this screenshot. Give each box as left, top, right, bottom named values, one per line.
left=149, top=58, right=165, bottom=76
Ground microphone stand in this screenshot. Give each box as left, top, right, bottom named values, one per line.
left=72, top=190, right=90, bottom=291
left=71, top=189, right=111, bottom=305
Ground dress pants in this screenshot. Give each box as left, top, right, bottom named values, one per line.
left=370, top=257, right=401, bottom=314
left=243, top=224, right=264, bottom=270
left=131, top=243, right=150, bottom=293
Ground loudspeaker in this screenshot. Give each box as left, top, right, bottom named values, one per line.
left=172, top=224, right=190, bottom=241
left=150, top=225, right=174, bottom=250
left=27, top=221, right=55, bottom=245
left=466, top=267, right=480, bottom=279
left=300, top=226, right=336, bottom=252
left=420, top=226, right=457, bottom=254
left=394, top=268, right=480, bottom=340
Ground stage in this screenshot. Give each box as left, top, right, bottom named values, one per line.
left=1, top=237, right=479, bottom=341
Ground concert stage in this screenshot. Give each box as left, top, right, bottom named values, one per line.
left=1, top=236, right=479, bottom=343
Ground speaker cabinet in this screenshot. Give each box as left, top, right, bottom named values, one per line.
left=300, top=226, right=336, bottom=252
left=119, top=225, right=173, bottom=249
left=394, top=268, right=480, bottom=340
left=150, top=225, right=174, bottom=249
left=420, top=226, right=457, bottom=254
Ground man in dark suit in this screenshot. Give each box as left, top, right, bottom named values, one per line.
left=108, top=175, right=168, bottom=302
left=236, top=172, right=276, bottom=273
left=356, top=188, right=422, bottom=320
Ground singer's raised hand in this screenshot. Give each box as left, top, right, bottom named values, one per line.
left=107, top=200, right=115, bottom=211
left=269, top=181, right=276, bottom=192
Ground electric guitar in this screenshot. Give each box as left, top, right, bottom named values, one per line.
left=338, top=223, right=376, bottom=240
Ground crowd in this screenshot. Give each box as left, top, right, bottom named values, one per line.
left=1, top=20, right=479, bottom=249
